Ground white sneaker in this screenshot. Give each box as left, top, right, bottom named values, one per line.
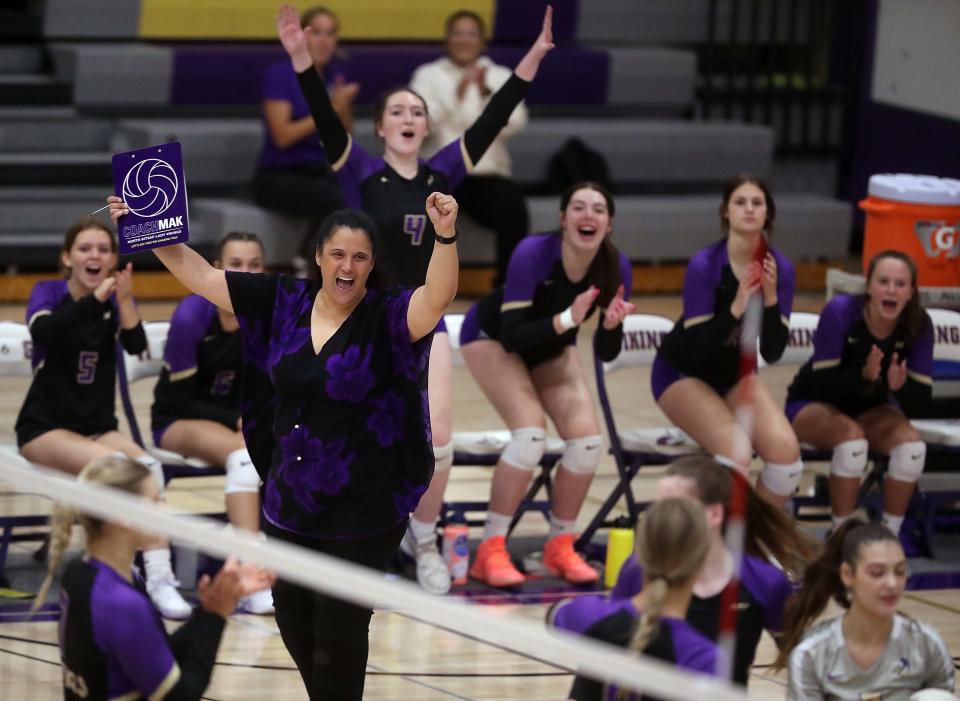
left=401, top=530, right=451, bottom=595
left=238, top=587, right=275, bottom=615
left=146, top=575, right=193, bottom=620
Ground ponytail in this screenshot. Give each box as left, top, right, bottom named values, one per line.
left=610, top=498, right=710, bottom=700
left=33, top=503, right=77, bottom=612
left=665, top=457, right=815, bottom=581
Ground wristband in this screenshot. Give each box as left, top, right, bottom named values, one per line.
left=558, top=307, right=577, bottom=331
left=434, top=229, right=459, bottom=245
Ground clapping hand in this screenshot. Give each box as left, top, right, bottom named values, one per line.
left=862, top=344, right=883, bottom=383
left=602, top=284, right=637, bottom=330
left=886, top=352, right=908, bottom=390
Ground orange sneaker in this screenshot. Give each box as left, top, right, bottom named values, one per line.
left=543, top=534, right=599, bottom=584
left=469, top=536, right=525, bottom=587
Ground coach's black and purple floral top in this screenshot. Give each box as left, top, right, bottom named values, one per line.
left=225, top=272, right=434, bottom=539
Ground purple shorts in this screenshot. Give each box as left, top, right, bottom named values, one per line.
left=784, top=399, right=812, bottom=423
left=457, top=302, right=488, bottom=347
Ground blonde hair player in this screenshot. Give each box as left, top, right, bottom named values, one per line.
left=37, top=455, right=273, bottom=701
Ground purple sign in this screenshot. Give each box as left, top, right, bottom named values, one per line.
left=112, top=141, right=189, bottom=254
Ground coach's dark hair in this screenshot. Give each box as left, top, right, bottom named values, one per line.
left=300, top=5, right=339, bottom=31
left=719, top=173, right=776, bottom=238
left=665, top=456, right=815, bottom=580
left=773, top=519, right=901, bottom=670
left=60, top=217, right=117, bottom=276
left=865, top=249, right=925, bottom=341
left=216, top=231, right=265, bottom=262
left=309, top=209, right=379, bottom=283
left=445, top=9, right=487, bottom=38
left=559, top=181, right=622, bottom=309
left=373, top=87, right=430, bottom=130
left=34, top=456, right=152, bottom=613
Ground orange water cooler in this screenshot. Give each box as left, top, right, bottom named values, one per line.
left=859, top=174, right=960, bottom=287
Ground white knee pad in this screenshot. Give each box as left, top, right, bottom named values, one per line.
left=433, top=441, right=454, bottom=473
left=134, top=454, right=165, bottom=492
left=500, top=427, right=547, bottom=471
left=560, top=435, right=603, bottom=475
left=888, top=441, right=926, bottom=483
left=831, top=439, right=868, bottom=479
left=760, top=458, right=804, bottom=497
left=225, top=448, right=261, bottom=495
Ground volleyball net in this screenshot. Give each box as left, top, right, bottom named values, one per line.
left=0, top=452, right=753, bottom=701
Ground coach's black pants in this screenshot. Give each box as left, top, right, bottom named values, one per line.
left=454, top=174, right=529, bottom=286
left=265, top=520, right=406, bottom=701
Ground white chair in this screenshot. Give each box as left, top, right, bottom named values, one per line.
left=0, top=321, right=33, bottom=378
left=444, top=313, right=565, bottom=529
left=0, top=321, right=49, bottom=570
left=118, top=320, right=218, bottom=478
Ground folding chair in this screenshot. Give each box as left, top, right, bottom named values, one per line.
left=442, top=313, right=566, bottom=531
left=0, top=321, right=50, bottom=570
left=577, top=313, right=683, bottom=548
left=117, top=320, right=224, bottom=485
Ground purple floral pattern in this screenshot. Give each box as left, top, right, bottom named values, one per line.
left=366, top=390, right=405, bottom=446
left=325, top=344, right=375, bottom=402
left=279, top=425, right=354, bottom=502
left=386, top=290, right=418, bottom=380
left=392, top=479, right=427, bottom=517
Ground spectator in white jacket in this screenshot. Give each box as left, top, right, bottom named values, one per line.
left=411, top=10, right=530, bottom=285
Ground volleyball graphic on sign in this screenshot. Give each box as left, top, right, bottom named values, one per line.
left=122, top=158, right=179, bottom=218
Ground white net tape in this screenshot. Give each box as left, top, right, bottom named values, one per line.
left=0, top=454, right=748, bottom=701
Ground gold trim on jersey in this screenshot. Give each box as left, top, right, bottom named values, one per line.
left=812, top=358, right=841, bottom=370
left=111, top=692, right=140, bottom=701
left=168, top=366, right=198, bottom=382
left=781, top=314, right=790, bottom=327
left=28, top=309, right=51, bottom=328
left=684, top=313, right=712, bottom=328
left=331, top=134, right=353, bottom=173
left=908, top=370, right=933, bottom=386
left=459, top=137, right=475, bottom=173
left=148, top=662, right=181, bottom=701
left=500, top=300, right=532, bottom=312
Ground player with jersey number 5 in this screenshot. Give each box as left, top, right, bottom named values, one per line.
left=276, top=1, right=556, bottom=593
left=15, top=218, right=192, bottom=620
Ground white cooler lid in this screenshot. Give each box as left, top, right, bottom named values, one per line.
left=868, top=174, right=960, bottom=205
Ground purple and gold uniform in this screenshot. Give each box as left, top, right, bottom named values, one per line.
left=459, top=233, right=633, bottom=367
left=296, top=66, right=531, bottom=289
left=556, top=552, right=792, bottom=685
left=652, top=240, right=795, bottom=400
left=15, top=280, right=146, bottom=447
left=151, top=295, right=242, bottom=446
left=785, top=293, right=933, bottom=421
left=549, top=596, right=721, bottom=701
left=59, top=557, right=224, bottom=701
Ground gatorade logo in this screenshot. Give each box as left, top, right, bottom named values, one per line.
left=915, top=221, right=960, bottom=259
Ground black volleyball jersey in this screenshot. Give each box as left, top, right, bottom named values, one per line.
left=296, top=65, right=530, bottom=288
left=151, top=294, right=242, bottom=433
left=59, top=556, right=224, bottom=700
left=657, top=239, right=795, bottom=388
left=15, top=279, right=146, bottom=444
left=787, top=293, right=933, bottom=417
left=473, top=233, right=633, bottom=367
